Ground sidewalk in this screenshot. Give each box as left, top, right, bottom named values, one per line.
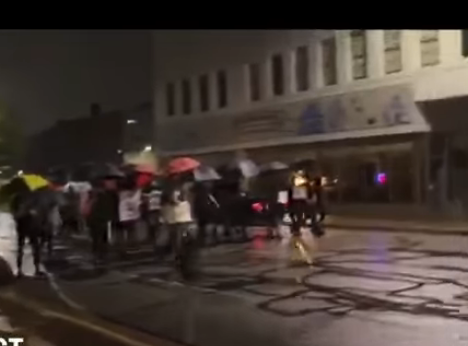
left=325, top=215, right=468, bottom=234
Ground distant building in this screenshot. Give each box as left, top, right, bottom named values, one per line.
left=25, top=102, right=153, bottom=172
left=152, top=30, right=468, bottom=211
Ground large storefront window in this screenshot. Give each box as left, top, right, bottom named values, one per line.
left=320, top=148, right=414, bottom=204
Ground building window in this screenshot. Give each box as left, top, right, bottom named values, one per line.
left=295, top=46, right=309, bottom=92
left=198, top=74, right=209, bottom=112
left=384, top=30, right=402, bottom=74
left=322, top=37, right=337, bottom=86
left=217, top=70, right=228, bottom=108
left=462, top=30, right=468, bottom=57
left=271, top=54, right=284, bottom=96
left=351, top=30, right=367, bottom=79
left=249, top=63, right=261, bottom=101
left=420, top=30, right=439, bottom=66
left=182, top=79, right=191, bottom=115
left=166, top=83, right=175, bottom=116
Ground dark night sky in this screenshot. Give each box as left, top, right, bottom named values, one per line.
left=0, top=30, right=151, bottom=135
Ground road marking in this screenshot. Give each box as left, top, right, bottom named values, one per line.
left=39, top=264, right=86, bottom=311
left=0, top=290, right=166, bottom=346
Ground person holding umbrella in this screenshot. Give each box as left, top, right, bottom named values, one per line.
left=87, top=164, right=122, bottom=265
left=191, top=165, right=221, bottom=246
left=162, top=157, right=199, bottom=278
left=123, top=163, right=161, bottom=246
left=141, top=179, right=163, bottom=245
left=4, top=173, right=51, bottom=276
left=259, top=161, right=290, bottom=240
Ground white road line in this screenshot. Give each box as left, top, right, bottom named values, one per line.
left=39, top=263, right=87, bottom=312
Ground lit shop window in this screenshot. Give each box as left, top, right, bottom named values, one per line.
left=322, top=37, right=337, bottom=86
left=249, top=63, right=261, bottom=101
left=295, top=46, right=310, bottom=92
left=271, top=54, right=284, bottom=96
left=166, top=82, right=175, bottom=117
left=420, top=30, right=440, bottom=67
left=351, top=30, right=367, bottom=80
left=181, top=79, right=191, bottom=115
left=198, top=74, right=209, bottom=112
left=384, top=30, right=402, bottom=74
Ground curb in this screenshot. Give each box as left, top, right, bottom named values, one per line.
left=325, top=222, right=468, bottom=236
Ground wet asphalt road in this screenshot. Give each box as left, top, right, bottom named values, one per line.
left=4, top=214, right=468, bottom=345
left=0, top=286, right=181, bottom=346
left=0, top=214, right=178, bottom=346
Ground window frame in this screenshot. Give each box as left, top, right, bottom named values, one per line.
left=384, top=30, right=402, bottom=74
left=271, top=53, right=285, bottom=96
left=165, top=82, right=176, bottom=117
left=420, top=30, right=440, bottom=67
left=181, top=79, right=192, bottom=115
left=322, top=36, right=337, bottom=86
left=350, top=30, right=367, bottom=80
left=248, top=63, right=261, bottom=101
left=295, top=45, right=310, bottom=92
left=198, top=74, right=210, bottom=112
left=216, top=69, right=228, bottom=108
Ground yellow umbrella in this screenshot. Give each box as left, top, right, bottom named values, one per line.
left=21, top=174, right=50, bottom=191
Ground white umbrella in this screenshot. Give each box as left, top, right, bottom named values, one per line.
left=260, top=161, right=289, bottom=173
left=64, top=181, right=92, bottom=194
left=193, top=166, right=221, bottom=181
left=234, top=159, right=259, bottom=178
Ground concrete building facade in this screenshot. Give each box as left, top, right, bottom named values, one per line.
left=153, top=30, right=468, bottom=212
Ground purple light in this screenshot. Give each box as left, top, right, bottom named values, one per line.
left=376, top=172, right=387, bottom=185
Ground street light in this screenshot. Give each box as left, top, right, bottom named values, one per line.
left=126, top=119, right=137, bottom=124
left=143, top=145, right=152, bottom=152
left=117, top=149, right=123, bottom=154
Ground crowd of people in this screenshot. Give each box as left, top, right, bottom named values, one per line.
left=6, top=160, right=326, bottom=277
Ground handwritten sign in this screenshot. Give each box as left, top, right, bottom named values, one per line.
left=147, top=190, right=162, bottom=211
left=119, top=190, right=142, bottom=222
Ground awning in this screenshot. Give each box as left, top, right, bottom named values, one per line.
left=415, top=65, right=468, bottom=102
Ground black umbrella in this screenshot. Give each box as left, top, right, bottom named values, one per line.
left=91, top=163, right=124, bottom=180
left=216, top=164, right=242, bottom=182
left=70, top=162, right=94, bottom=182
left=259, top=161, right=289, bottom=174
left=291, top=159, right=317, bottom=177
left=193, top=165, right=221, bottom=182
left=47, top=166, right=69, bottom=186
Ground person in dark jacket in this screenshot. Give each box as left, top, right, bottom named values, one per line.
left=87, top=183, right=118, bottom=265
left=309, top=176, right=326, bottom=237
left=141, top=180, right=162, bottom=244
left=193, top=182, right=220, bottom=246
left=11, top=192, right=43, bottom=276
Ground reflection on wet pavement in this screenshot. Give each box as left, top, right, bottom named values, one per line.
left=6, top=209, right=468, bottom=345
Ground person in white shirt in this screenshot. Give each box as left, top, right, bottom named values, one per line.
left=161, top=174, right=195, bottom=260
left=117, top=178, right=142, bottom=256
left=287, top=170, right=313, bottom=236
left=141, top=180, right=162, bottom=243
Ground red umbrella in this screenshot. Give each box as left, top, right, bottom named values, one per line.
left=167, top=157, right=200, bottom=174
left=136, top=173, right=154, bottom=188
left=133, top=163, right=156, bottom=175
